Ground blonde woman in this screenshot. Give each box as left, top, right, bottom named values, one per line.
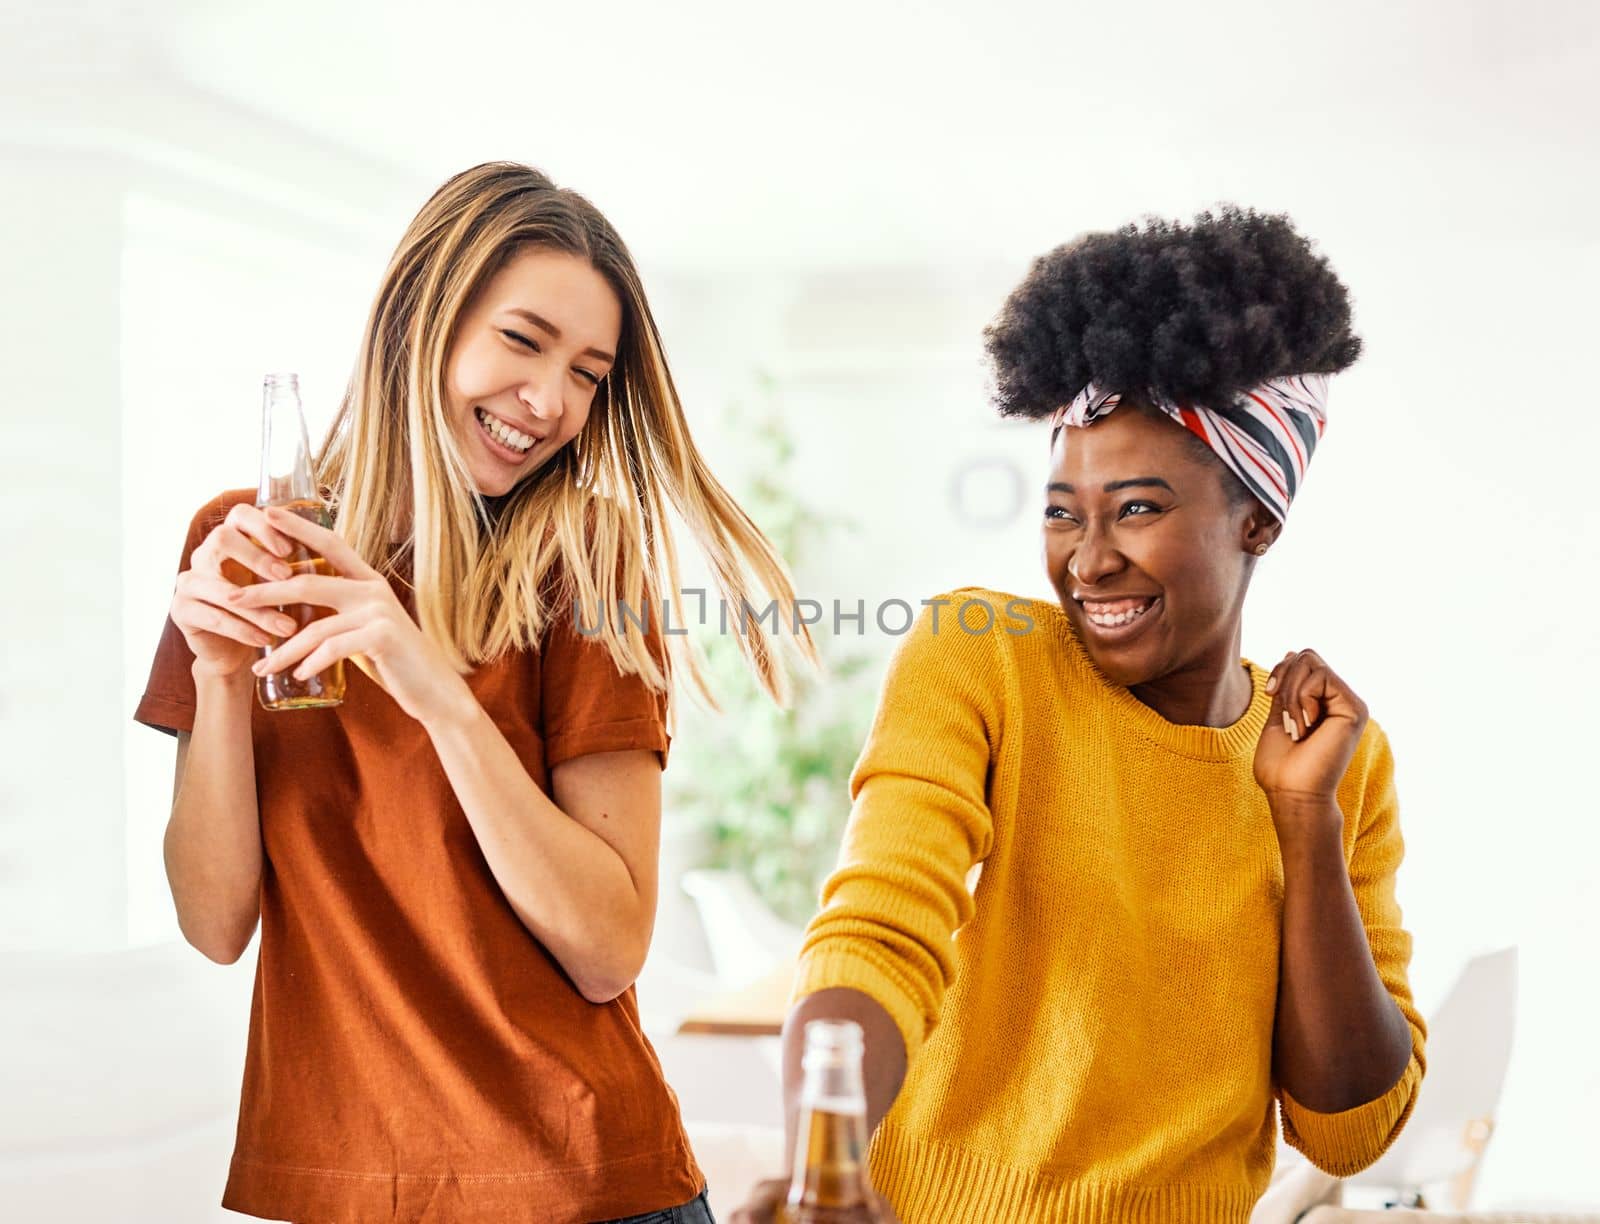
left=137, top=162, right=808, bottom=1224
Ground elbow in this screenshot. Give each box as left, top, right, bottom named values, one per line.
left=574, top=944, right=649, bottom=1006
left=1282, top=1057, right=1422, bottom=1178
left=576, top=974, right=636, bottom=1006
left=578, top=980, right=631, bottom=1006
left=187, top=930, right=250, bottom=965
left=178, top=913, right=256, bottom=965
left=202, top=940, right=249, bottom=966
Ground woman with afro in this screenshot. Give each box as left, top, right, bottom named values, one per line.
left=735, top=208, right=1425, bottom=1223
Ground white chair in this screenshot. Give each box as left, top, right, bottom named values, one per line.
left=1345, top=947, right=1518, bottom=1210
left=679, top=868, right=805, bottom=989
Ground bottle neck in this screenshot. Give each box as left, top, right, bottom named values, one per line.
left=258, top=375, right=319, bottom=508
left=787, top=1025, right=871, bottom=1208
left=797, top=1047, right=867, bottom=1116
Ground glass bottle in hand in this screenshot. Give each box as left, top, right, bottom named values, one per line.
left=252, top=372, right=344, bottom=710
left=785, top=1019, right=877, bottom=1223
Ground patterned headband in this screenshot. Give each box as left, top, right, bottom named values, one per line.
left=1049, top=373, right=1330, bottom=523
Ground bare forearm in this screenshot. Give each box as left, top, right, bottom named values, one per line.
left=782, top=987, right=907, bottom=1165
left=163, top=668, right=262, bottom=963
left=1274, top=807, right=1413, bottom=1111
left=422, top=685, right=649, bottom=1002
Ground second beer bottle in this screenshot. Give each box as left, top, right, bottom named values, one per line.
left=252, top=372, right=345, bottom=711
left=785, top=1019, right=878, bottom=1223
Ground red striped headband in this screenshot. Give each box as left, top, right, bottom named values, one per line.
left=1049, top=374, right=1330, bottom=523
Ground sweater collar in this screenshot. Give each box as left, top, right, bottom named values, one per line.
left=1042, top=599, right=1274, bottom=762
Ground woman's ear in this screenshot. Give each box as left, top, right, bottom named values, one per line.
left=1242, top=508, right=1283, bottom=558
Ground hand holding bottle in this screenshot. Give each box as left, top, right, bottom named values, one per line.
left=230, top=507, right=467, bottom=726
left=731, top=1020, right=901, bottom=1224
left=169, top=502, right=301, bottom=679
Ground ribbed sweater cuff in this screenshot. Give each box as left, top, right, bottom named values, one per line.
left=1279, top=1055, right=1422, bottom=1176
left=791, top=944, right=930, bottom=1067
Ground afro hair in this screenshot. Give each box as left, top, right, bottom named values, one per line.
left=984, top=206, right=1362, bottom=421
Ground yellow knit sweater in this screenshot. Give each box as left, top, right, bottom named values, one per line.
left=791, top=589, right=1426, bottom=1224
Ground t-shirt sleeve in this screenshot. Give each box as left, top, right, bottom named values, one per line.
left=1277, top=722, right=1428, bottom=1176
left=133, top=492, right=252, bottom=737
left=539, top=589, right=672, bottom=771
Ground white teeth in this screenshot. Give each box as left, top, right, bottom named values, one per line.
left=1085, top=600, right=1155, bottom=629
left=476, top=408, right=534, bottom=453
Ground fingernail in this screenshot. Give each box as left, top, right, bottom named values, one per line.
left=252, top=659, right=267, bottom=675
left=1303, top=706, right=1315, bottom=727
left=1265, top=674, right=1278, bottom=694
left=1282, top=711, right=1295, bottom=739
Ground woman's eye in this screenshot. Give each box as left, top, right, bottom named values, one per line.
left=1044, top=505, right=1077, bottom=524
left=501, top=329, right=538, bottom=351
left=1121, top=501, right=1159, bottom=518
left=575, top=368, right=601, bottom=386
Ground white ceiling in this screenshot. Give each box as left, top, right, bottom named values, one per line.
left=8, top=0, right=1599, bottom=270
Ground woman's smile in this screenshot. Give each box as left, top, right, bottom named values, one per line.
left=1074, top=593, right=1162, bottom=643
left=473, top=405, right=543, bottom=465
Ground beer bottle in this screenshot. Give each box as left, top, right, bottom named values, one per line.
left=785, top=1019, right=877, bottom=1223
left=253, top=372, right=345, bottom=711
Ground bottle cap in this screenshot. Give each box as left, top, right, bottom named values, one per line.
left=801, top=1018, right=864, bottom=1069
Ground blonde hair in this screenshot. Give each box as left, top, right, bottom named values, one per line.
left=317, top=161, right=813, bottom=710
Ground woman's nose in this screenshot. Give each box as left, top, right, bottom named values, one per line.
left=517, top=374, right=563, bottom=425
left=1068, top=528, right=1125, bottom=587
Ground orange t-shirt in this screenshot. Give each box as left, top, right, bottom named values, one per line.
left=135, top=490, right=704, bottom=1224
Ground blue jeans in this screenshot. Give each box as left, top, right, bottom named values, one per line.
left=596, top=1184, right=715, bottom=1224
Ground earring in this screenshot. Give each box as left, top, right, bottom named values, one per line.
left=1254, top=544, right=1268, bottom=556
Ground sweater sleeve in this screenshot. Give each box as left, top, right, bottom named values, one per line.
left=789, top=594, right=1001, bottom=1067
left=1278, top=723, right=1428, bottom=1175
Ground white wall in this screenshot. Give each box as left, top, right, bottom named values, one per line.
left=0, top=151, right=130, bottom=951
